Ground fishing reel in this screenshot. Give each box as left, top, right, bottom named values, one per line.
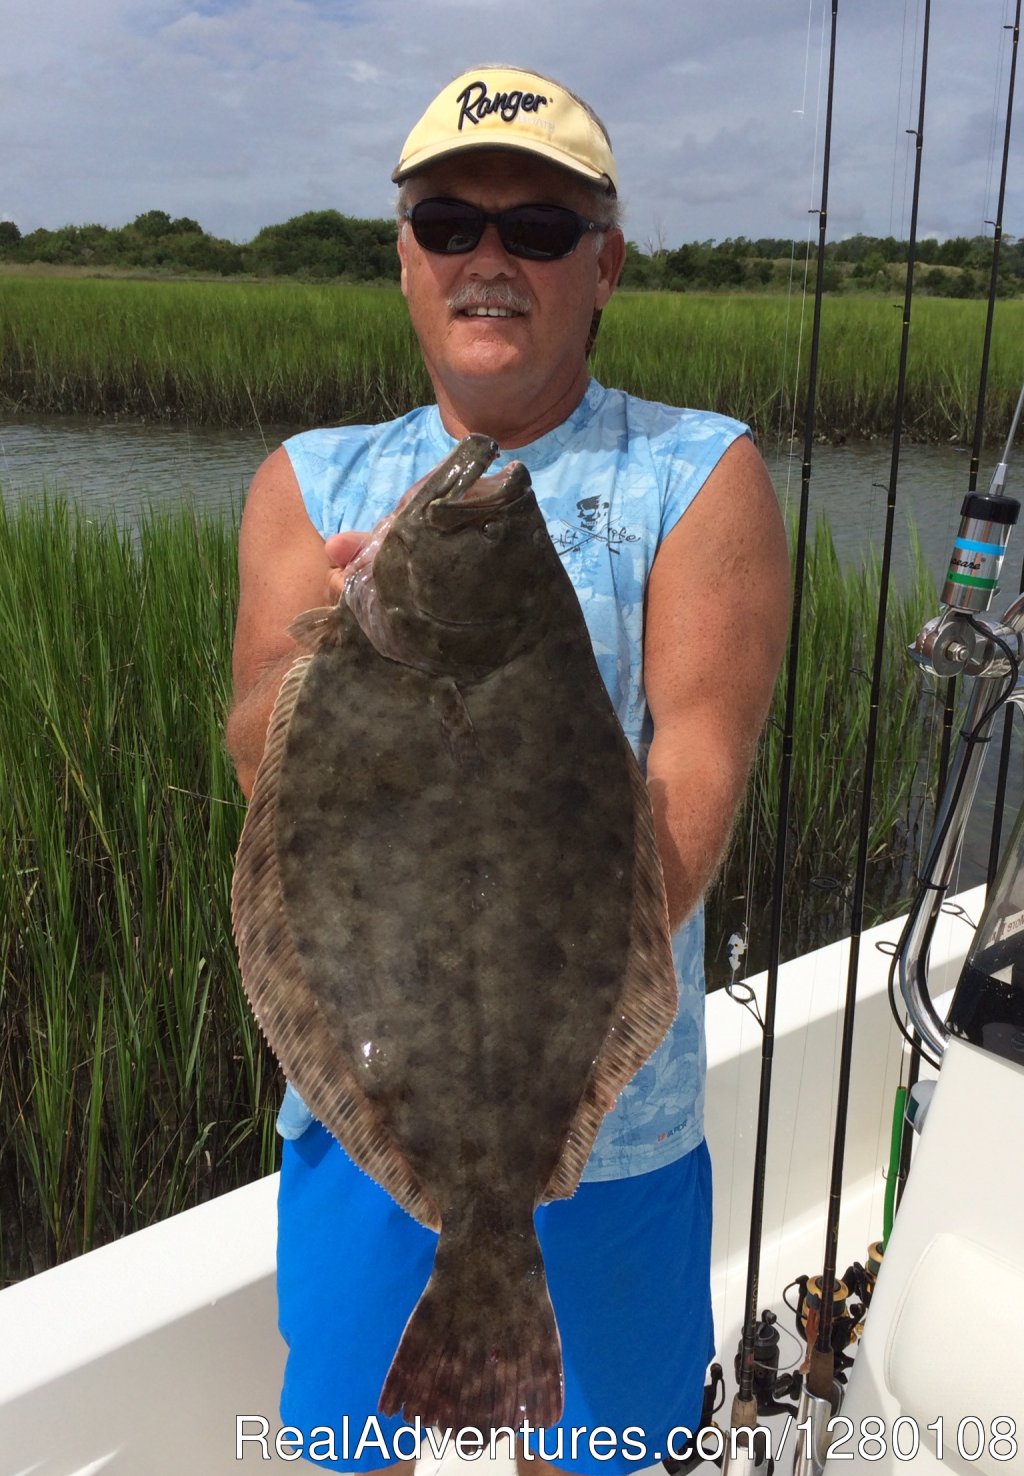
left=910, top=608, right=1023, bottom=680
left=788, top=1252, right=878, bottom=1384
left=733, top=1311, right=802, bottom=1418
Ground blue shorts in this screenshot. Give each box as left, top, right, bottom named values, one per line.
left=277, top=1126, right=714, bottom=1474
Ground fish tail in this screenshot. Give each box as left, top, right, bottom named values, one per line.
left=379, top=1209, right=563, bottom=1434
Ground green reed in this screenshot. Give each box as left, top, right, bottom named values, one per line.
left=2, top=275, right=1021, bottom=441
left=596, top=293, right=1024, bottom=447
left=705, top=518, right=936, bottom=983
left=0, top=277, right=430, bottom=427
left=0, top=499, right=935, bottom=1283
left=0, top=498, right=275, bottom=1286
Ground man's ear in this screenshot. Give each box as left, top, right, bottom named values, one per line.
left=595, top=228, right=626, bottom=309
left=397, top=226, right=409, bottom=298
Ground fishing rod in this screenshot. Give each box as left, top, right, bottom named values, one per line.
left=719, top=4, right=841, bottom=1468
left=799, top=5, right=933, bottom=1443
left=894, top=0, right=1021, bottom=1219
left=978, top=0, right=1022, bottom=881
left=935, top=0, right=1021, bottom=803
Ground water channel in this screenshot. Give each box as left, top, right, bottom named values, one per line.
left=1, top=409, right=1016, bottom=590
left=3, top=408, right=1023, bottom=949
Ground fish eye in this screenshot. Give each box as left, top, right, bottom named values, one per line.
left=480, top=520, right=504, bottom=542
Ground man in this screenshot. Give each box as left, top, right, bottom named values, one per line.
left=227, top=65, right=789, bottom=1476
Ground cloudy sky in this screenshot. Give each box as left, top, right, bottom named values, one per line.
left=3, top=0, right=1020, bottom=251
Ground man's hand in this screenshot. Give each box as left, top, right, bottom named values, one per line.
left=325, top=531, right=369, bottom=603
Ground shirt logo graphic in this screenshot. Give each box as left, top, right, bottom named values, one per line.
left=552, top=496, right=640, bottom=557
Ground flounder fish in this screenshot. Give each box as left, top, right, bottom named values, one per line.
left=231, top=434, right=677, bottom=1432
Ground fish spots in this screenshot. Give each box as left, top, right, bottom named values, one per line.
left=501, top=1134, right=542, bottom=1180
left=547, top=775, right=592, bottom=817
left=405, top=1045, right=432, bottom=1075
left=525, top=937, right=568, bottom=975
left=457, top=1136, right=486, bottom=1170
left=282, top=827, right=315, bottom=864
left=487, top=722, right=524, bottom=759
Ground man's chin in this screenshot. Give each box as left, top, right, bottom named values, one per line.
left=446, top=341, right=529, bottom=382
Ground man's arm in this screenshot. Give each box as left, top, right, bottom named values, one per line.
left=226, top=446, right=343, bottom=800
left=644, top=435, right=790, bottom=932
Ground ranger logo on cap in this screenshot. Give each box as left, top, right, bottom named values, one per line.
left=455, top=80, right=551, bottom=131
left=392, top=65, right=618, bottom=194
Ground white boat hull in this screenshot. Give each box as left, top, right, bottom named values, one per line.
left=2, top=886, right=1015, bottom=1475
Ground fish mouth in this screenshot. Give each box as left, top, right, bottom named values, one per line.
left=442, top=458, right=530, bottom=509
left=411, top=437, right=530, bottom=522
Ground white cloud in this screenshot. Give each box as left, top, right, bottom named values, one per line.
left=2, top=0, right=1020, bottom=245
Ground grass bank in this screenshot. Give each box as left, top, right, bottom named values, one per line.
left=0, top=498, right=938, bottom=1285
left=0, top=501, right=271, bottom=1285
left=2, top=275, right=1021, bottom=442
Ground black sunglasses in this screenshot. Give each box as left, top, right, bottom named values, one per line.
left=405, top=197, right=609, bottom=261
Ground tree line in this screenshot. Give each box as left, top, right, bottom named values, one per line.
left=0, top=210, right=1020, bottom=297
left=0, top=210, right=398, bottom=282
left=623, top=232, right=1024, bottom=296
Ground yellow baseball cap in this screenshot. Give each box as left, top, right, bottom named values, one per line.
left=392, top=66, right=618, bottom=194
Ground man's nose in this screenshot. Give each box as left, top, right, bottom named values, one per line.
left=467, top=223, right=518, bottom=275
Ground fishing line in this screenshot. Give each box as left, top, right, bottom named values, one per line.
left=789, top=0, right=831, bottom=473
left=887, top=0, right=911, bottom=239
left=798, top=0, right=817, bottom=121
left=772, top=0, right=830, bottom=503
left=976, top=4, right=1023, bottom=876
left=244, top=381, right=270, bottom=458
left=982, top=0, right=1012, bottom=229
left=735, top=0, right=831, bottom=990
left=936, top=0, right=1022, bottom=804
left=968, top=1, right=1020, bottom=499
left=719, top=3, right=830, bottom=1362
left=890, top=0, right=923, bottom=245
left=805, top=0, right=933, bottom=1398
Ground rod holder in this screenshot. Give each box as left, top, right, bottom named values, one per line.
left=790, top=1386, right=838, bottom=1476
left=898, top=589, right=1024, bottom=1060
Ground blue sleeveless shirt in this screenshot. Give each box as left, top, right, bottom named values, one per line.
left=280, top=378, right=748, bottom=1180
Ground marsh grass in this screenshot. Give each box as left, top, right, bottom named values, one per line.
left=705, top=519, right=937, bottom=982
left=0, top=277, right=430, bottom=427
left=0, top=500, right=934, bottom=1283
left=2, top=275, right=1021, bottom=441
left=0, top=499, right=274, bottom=1286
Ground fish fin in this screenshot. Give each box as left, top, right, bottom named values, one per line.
left=232, top=655, right=440, bottom=1231
left=287, top=605, right=344, bottom=652
left=542, top=751, right=678, bottom=1201
left=379, top=1208, right=563, bottom=1432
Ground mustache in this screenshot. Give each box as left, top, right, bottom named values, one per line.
left=447, top=282, right=532, bottom=315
